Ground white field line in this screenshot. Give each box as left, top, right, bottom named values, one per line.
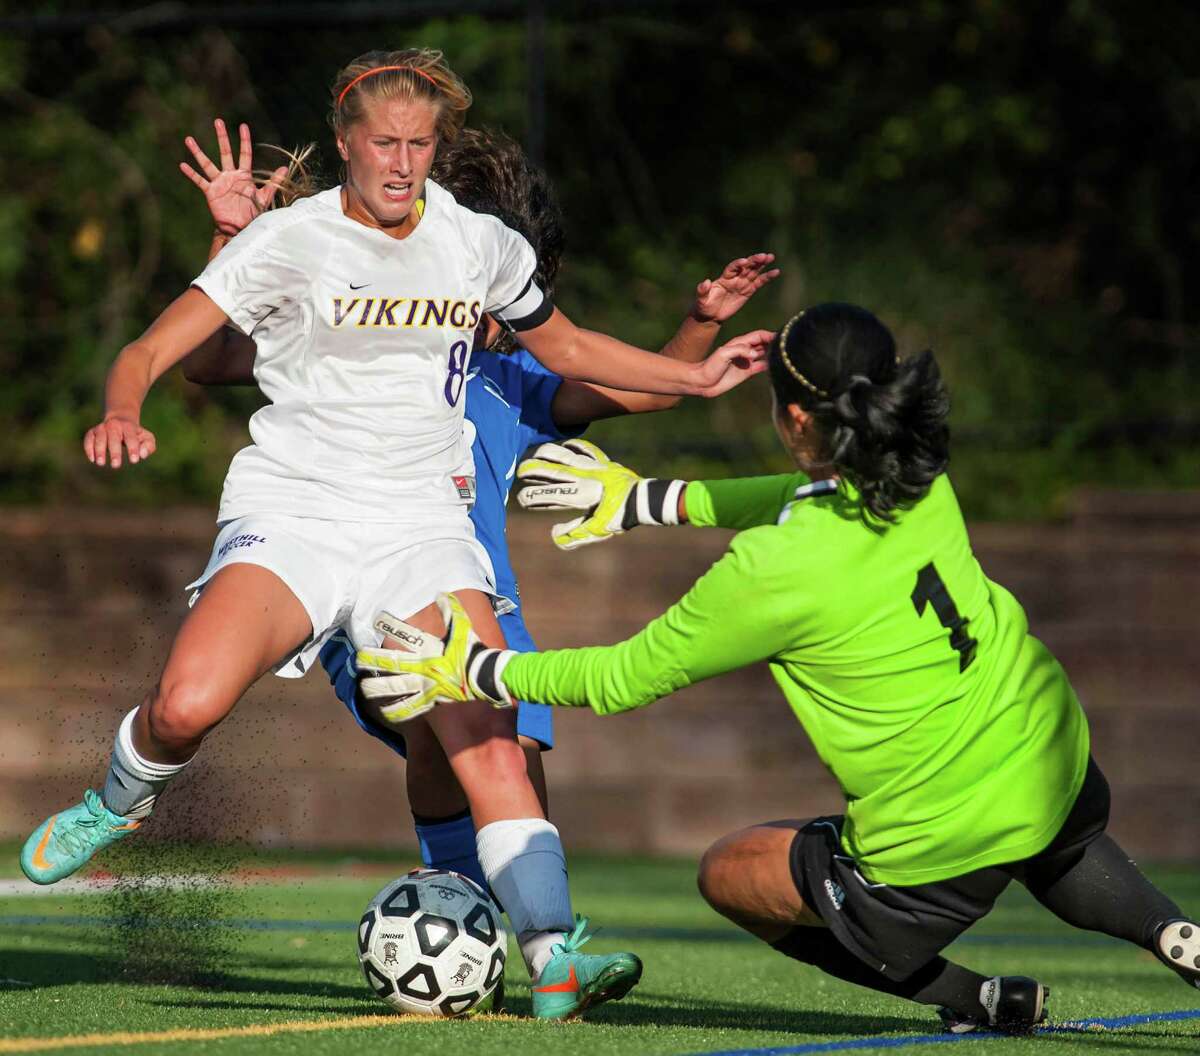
left=0, top=875, right=224, bottom=897
left=0, top=872, right=394, bottom=898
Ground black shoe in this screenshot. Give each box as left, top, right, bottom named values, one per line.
left=937, top=975, right=1049, bottom=1035
left=1156, top=919, right=1200, bottom=990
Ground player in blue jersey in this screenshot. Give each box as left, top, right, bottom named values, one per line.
left=179, top=123, right=776, bottom=938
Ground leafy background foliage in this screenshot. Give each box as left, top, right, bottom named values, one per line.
left=1, top=1, right=1197, bottom=517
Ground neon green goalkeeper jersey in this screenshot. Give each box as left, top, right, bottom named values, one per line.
left=504, top=472, right=1090, bottom=885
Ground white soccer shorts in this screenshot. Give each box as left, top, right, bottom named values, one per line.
left=185, top=509, right=498, bottom=678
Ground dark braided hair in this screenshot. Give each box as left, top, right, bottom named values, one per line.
left=768, top=302, right=949, bottom=524
left=432, top=127, right=564, bottom=355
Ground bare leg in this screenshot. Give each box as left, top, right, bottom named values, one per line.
left=382, top=721, right=549, bottom=899
left=133, top=564, right=313, bottom=764
left=396, top=590, right=544, bottom=825
left=520, top=736, right=550, bottom=818
left=697, top=821, right=824, bottom=940
left=23, top=564, right=313, bottom=883
left=392, top=590, right=571, bottom=978
left=87, top=563, right=310, bottom=828
left=698, top=822, right=994, bottom=1018
left=400, top=718, right=470, bottom=818
left=358, top=647, right=551, bottom=910
left=370, top=718, right=549, bottom=821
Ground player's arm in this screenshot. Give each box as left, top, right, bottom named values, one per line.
left=515, top=439, right=810, bottom=549
left=182, top=326, right=257, bottom=385
left=356, top=533, right=797, bottom=720
left=89, top=118, right=298, bottom=467
left=177, top=118, right=286, bottom=388
left=181, top=231, right=258, bottom=385
left=503, top=535, right=794, bottom=713
left=516, top=309, right=769, bottom=400
left=85, top=289, right=232, bottom=468
left=550, top=253, right=779, bottom=426
left=545, top=316, right=716, bottom=424
left=685, top=473, right=816, bottom=529
left=486, top=215, right=767, bottom=399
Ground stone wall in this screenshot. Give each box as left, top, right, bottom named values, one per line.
left=1, top=492, right=1196, bottom=859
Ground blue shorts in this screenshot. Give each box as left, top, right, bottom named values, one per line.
left=317, top=606, right=553, bottom=755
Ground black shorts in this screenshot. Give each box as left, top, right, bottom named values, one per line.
left=790, top=756, right=1110, bottom=982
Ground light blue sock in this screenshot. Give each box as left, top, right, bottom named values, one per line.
left=412, top=809, right=488, bottom=892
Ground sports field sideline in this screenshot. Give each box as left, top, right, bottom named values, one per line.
left=1, top=850, right=1197, bottom=1056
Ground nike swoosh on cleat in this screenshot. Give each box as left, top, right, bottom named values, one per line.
left=534, top=964, right=579, bottom=994
left=31, top=819, right=56, bottom=871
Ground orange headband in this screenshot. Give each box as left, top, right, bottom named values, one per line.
left=336, top=65, right=439, bottom=109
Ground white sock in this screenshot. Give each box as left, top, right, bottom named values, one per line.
left=476, top=817, right=573, bottom=980
left=100, top=709, right=191, bottom=820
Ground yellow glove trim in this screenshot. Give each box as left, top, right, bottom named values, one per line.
left=356, top=594, right=475, bottom=721
left=517, top=440, right=641, bottom=551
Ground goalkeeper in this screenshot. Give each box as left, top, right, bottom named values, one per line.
left=357, top=302, right=1200, bottom=1034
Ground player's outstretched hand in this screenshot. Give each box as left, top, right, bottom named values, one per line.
left=180, top=118, right=288, bottom=237
left=357, top=594, right=514, bottom=723
left=516, top=439, right=683, bottom=550
left=693, top=328, right=774, bottom=398
left=693, top=253, right=780, bottom=324
left=83, top=416, right=157, bottom=469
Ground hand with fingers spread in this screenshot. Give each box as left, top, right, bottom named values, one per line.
left=179, top=118, right=289, bottom=237
left=693, top=252, right=780, bottom=325
left=516, top=439, right=681, bottom=550
left=83, top=416, right=157, bottom=469
left=693, top=327, right=775, bottom=398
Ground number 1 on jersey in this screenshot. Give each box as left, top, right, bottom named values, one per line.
left=911, top=563, right=977, bottom=672
left=444, top=340, right=469, bottom=407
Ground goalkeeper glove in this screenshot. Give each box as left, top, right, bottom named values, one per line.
left=515, top=439, right=685, bottom=550
left=356, top=594, right=515, bottom=722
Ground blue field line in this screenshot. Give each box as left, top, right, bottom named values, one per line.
left=0, top=914, right=1125, bottom=947
left=686, top=1008, right=1200, bottom=1056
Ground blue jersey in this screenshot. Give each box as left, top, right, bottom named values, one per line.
left=463, top=348, right=581, bottom=608
left=318, top=347, right=579, bottom=752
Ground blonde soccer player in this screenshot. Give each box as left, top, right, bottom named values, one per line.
left=20, top=48, right=767, bottom=1018
left=177, top=117, right=777, bottom=1015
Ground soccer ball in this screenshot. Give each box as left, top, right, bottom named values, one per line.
left=357, top=868, right=507, bottom=1017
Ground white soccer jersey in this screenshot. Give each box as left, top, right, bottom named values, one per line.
left=192, top=180, right=550, bottom=523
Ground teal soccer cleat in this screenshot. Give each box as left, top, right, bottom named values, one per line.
left=20, top=790, right=141, bottom=885
left=531, top=916, right=643, bottom=1020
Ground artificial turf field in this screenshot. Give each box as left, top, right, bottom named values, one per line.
left=1, top=849, right=1198, bottom=1056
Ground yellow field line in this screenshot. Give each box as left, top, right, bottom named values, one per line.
left=0, top=1011, right=518, bottom=1053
